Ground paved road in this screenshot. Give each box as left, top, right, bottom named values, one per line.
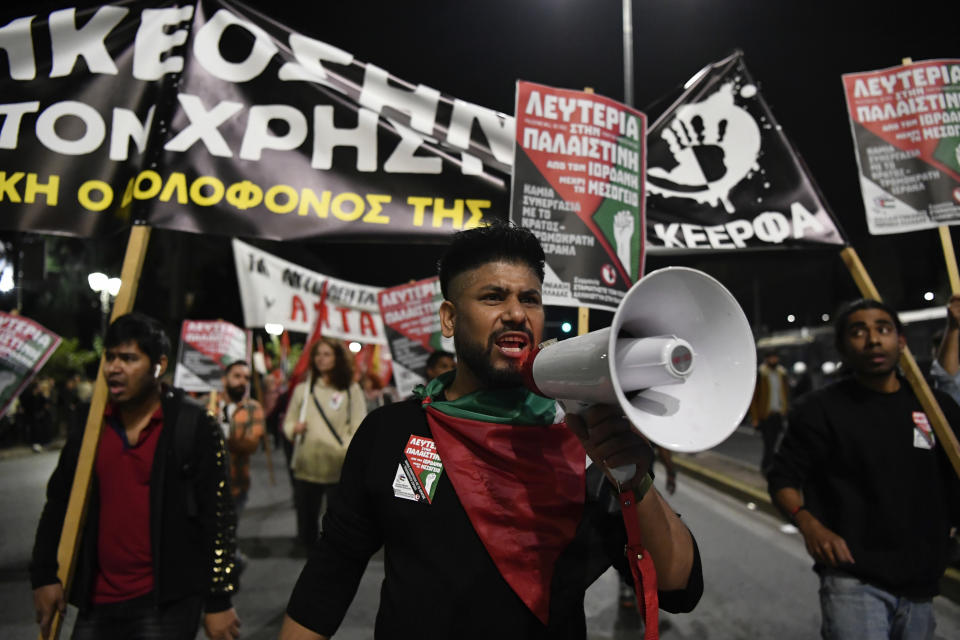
left=710, top=425, right=765, bottom=470
left=3, top=442, right=960, bottom=639
left=0, top=449, right=60, bottom=640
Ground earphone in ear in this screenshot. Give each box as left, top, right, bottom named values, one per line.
left=153, top=364, right=162, bottom=378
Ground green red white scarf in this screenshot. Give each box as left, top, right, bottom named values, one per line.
left=414, top=374, right=585, bottom=625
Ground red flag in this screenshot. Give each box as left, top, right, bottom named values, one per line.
left=287, top=281, right=329, bottom=394
left=354, top=344, right=393, bottom=388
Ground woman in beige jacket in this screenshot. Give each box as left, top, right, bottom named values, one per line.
left=284, top=338, right=367, bottom=547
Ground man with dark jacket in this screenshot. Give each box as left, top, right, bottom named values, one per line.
left=768, top=299, right=960, bottom=639
left=31, top=313, right=239, bottom=640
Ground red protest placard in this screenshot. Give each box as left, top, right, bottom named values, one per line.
left=511, top=81, right=646, bottom=310
left=842, top=60, right=960, bottom=234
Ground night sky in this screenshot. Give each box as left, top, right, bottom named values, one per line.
left=4, top=0, right=960, bottom=346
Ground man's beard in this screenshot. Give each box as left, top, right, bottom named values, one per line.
left=226, top=384, right=246, bottom=402
left=454, top=326, right=530, bottom=389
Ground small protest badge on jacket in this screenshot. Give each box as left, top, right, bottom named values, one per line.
left=911, top=411, right=936, bottom=450
left=392, top=435, right=444, bottom=503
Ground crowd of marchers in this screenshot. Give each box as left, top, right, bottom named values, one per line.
left=24, top=222, right=960, bottom=640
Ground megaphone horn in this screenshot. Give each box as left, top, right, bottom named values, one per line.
left=524, top=267, right=756, bottom=453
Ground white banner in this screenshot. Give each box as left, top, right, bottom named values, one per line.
left=232, top=238, right=386, bottom=344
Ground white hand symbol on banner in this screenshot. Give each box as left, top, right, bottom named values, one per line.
left=648, top=82, right=761, bottom=214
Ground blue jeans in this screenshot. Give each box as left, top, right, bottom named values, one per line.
left=819, top=571, right=935, bottom=640
left=71, top=593, right=202, bottom=640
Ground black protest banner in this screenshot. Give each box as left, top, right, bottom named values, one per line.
left=0, top=2, right=172, bottom=236
left=511, top=81, right=645, bottom=311
left=645, top=51, right=845, bottom=252
left=0, top=1, right=514, bottom=240
left=842, top=59, right=960, bottom=235
left=141, top=0, right=511, bottom=240
left=0, top=312, right=61, bottom=418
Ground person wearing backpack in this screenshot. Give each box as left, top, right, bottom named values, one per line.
left=30, top=313, right=239, bottom=640
left=284, top=338, right=367, bottom=549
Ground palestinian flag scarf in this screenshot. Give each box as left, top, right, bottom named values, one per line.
left=414, top=374, right=585, bottom=625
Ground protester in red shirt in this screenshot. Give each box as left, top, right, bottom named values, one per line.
left=31, top=313, right=240, bottom=640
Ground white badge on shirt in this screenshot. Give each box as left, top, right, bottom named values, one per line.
left=911, top=411, right=936, bottom=450
left=392, top=465, right=419, bottom=501
left=330, top=392, right=344, bottom=411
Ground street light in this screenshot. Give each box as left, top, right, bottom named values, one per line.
left=88, top=272, right=119, bottom=336
left=0, top=264, right=13, bottom=293
left=87, top=272, right=108, bottom=293
left=264, top=323, right=284, bottom=336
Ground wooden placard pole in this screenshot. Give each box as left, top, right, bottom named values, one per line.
left=577, top=86, right=595, bottom=338
left=46, top=225, right=151, bottom=639
left=938, top=226, right=960, bottom=294
left=839, top=246, right=960, bottom=480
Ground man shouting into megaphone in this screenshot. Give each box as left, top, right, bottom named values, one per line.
left=280, top=220, right=703, bottom=640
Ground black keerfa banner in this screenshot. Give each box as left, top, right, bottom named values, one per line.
left=645, top=51, right=845, bottom=252
left=0, top=1, right=511, bottom=239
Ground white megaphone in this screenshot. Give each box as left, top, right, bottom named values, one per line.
left=524, top=267, right=756, bottom=453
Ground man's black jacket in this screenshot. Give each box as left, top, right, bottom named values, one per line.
left=30, top=387, right=237, bottom=612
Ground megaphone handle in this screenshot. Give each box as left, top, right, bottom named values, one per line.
left=619, top=490, right=660, bottom=640
left=561, top=399, right=654, bottom=491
